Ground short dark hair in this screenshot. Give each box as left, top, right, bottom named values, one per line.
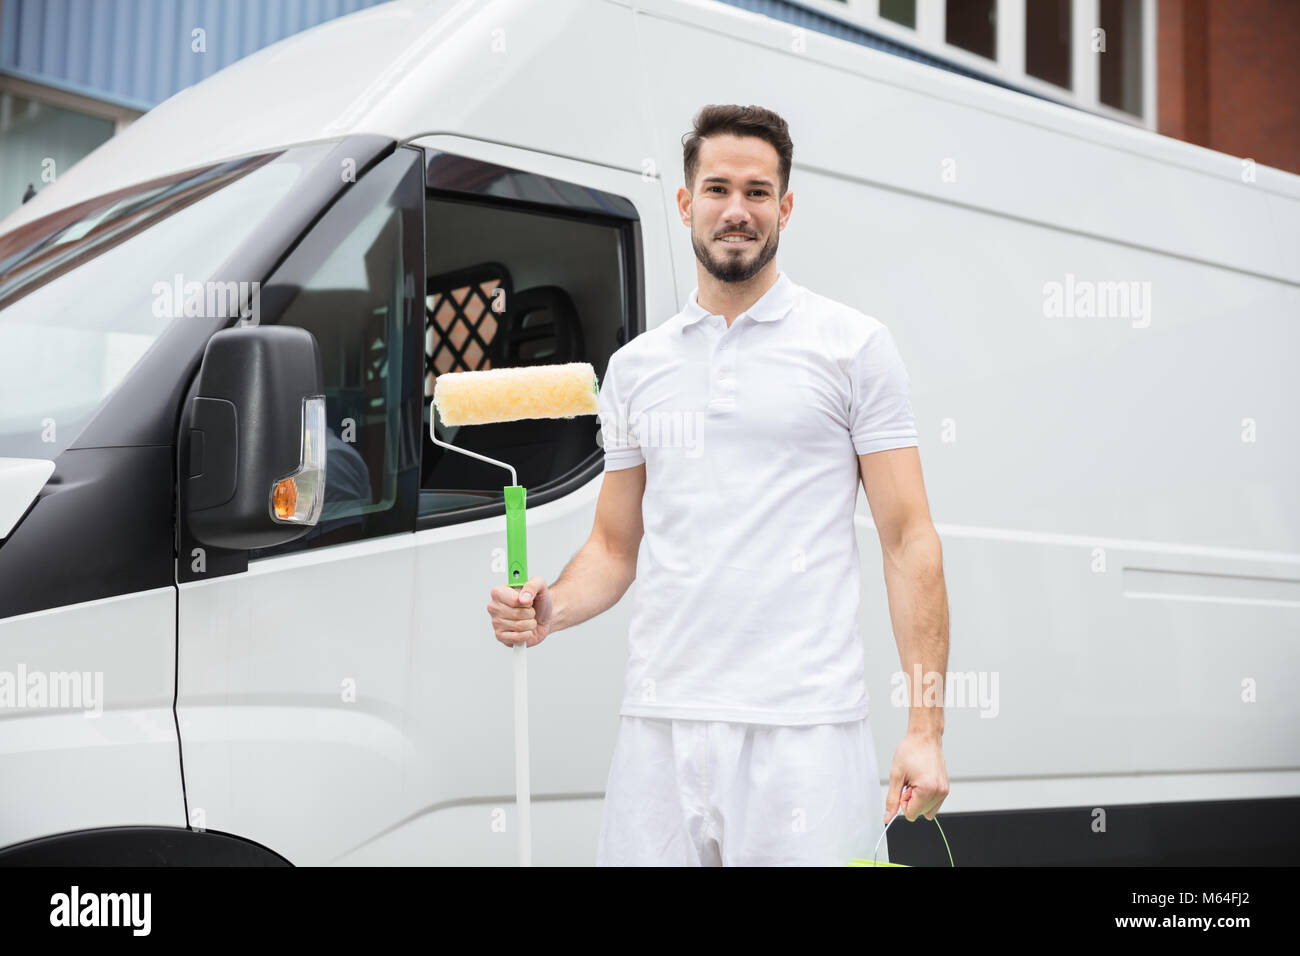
left=681, top=104, right=793, bottom=197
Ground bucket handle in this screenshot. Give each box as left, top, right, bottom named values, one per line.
left=871, top=784, right=955, bottom=867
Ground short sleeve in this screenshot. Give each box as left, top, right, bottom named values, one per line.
left=596, top=351, right=645, bottom=471
left=849, top=324, right=919, bottom=455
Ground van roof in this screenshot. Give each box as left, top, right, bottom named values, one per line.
left=5, top=0, right=623, bottom=231
left=4, top=0, right=1297, bottom=245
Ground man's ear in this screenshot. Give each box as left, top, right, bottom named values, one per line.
left=677, top=185, right=693, bottom=225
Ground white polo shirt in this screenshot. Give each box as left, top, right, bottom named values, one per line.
left=595, top=270, right=919, bottom=725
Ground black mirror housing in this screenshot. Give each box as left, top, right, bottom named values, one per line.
left=185, top=325, right=325, bottom=550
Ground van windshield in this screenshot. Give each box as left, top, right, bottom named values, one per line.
left=0, top=144, right=331, bottom=459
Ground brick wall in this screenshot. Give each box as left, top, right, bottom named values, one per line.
left=1158, top=0, right=1300, bottom=174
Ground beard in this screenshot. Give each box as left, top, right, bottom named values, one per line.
left=692, top=224, right=779, bottom=284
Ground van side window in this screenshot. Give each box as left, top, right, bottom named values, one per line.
left=419, top=192, right=634, bottom=520
left=250, top=149, right=424, bottom=557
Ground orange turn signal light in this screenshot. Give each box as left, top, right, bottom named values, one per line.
left=272, top=478, right=298, bottom=519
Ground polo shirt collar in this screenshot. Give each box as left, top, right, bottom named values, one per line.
left=679, top=270, right=796, bottom=333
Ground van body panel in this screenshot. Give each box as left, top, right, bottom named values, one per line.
left=0, top=587, right=182, bottom=848
left=177, top=539, right=421, bottom=865
left=331, top=797, right=604, bottom=866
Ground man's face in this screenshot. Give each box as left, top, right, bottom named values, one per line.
left=685, top=134, right=789, bottom=284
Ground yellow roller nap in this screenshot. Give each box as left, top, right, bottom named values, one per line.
left=432, top=362, right=599, bottom=426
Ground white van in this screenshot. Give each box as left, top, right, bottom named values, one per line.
left=1, top=0, right=1296, bottom=866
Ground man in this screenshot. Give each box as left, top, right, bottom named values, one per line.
left=486, top=105, right=950, bottom=866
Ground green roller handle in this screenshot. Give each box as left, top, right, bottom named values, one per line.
left=505, top=484, right=528, bottom=588
left=504, top=482, right=531, bottom=865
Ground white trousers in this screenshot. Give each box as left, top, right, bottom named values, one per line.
left=596, top=715, right=889, bottom=866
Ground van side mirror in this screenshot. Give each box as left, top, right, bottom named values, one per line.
left=185, top=326, right=326, bottom=550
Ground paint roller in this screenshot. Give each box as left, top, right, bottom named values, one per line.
left=430, top=361, right=600, bottom=867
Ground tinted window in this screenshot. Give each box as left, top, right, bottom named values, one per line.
left=420, top=195, right=629, bottom=518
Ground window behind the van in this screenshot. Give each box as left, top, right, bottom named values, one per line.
left=0, top=144, right=331, bottom=459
